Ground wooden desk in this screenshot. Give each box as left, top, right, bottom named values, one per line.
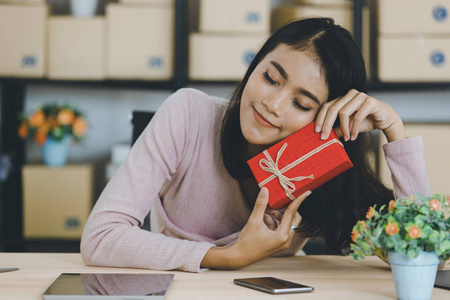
left=0, top=253, right=448, bottom=299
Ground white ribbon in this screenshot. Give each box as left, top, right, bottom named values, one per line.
left=258, top=139, right=344, bottom=201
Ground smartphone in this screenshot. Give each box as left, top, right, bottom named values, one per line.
left=233, top=277, right=314, bottom=294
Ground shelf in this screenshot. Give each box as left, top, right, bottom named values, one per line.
left=0, top=78, right=179, bottom=91
left=368, top=80, right=450, bottom=92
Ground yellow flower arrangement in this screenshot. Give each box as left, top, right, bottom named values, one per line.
left=18, top=104, right=88, bottom=145
left=351, top=193, right=450, bottom=261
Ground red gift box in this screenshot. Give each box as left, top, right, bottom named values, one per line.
left=247, top=122, right=353, bottom=209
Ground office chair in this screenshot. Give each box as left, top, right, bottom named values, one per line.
left=131, top=111, right=155, bottom=231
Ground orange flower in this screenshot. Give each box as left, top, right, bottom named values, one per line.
left=385, top=222, right=399, bottom=236
left=359, top=221, right=367, bottom=231
left=28, top=109, right=45, bottom=127
left=408, top=225, right=421, bottom=239
left=37, top=122, right=51, bottom=136
left=429, top=198, right=441, bottom=211
left=351, top=229, right=360, bottom=242
left=18, top=123, right=28, bottom=138
left=34, top=131, right=47, bottom=145
left=388, top=200, right=395, bottom=211
left=72, top=117, right=88, bottom=137
left=57, top=109, right=75, bottom=125
left=366, top=206, right=374, bottom=219
left=446, top=195, right=450, bottom=206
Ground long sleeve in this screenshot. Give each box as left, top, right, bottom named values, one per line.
left=80, top=89, right=215, bottom=272
left=382, top=136, right=431, bottom=199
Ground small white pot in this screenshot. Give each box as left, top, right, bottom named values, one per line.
left=70, top=0, right=98, bottom=18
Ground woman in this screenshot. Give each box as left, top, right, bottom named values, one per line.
left=81, top=18, right=430, bottom=272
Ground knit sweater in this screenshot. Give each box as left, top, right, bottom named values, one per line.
left=81, top=88, right=431, bottom=273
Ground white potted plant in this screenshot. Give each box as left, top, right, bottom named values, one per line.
left=350, top=193, right=450, bottom=300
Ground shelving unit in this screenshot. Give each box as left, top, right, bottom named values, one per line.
left=1, top=0, right=449, bottom=252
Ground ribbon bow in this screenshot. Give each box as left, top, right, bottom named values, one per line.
left=258, top=139, right=344, bottom=201
left=259, top=143, right=314, bottom=200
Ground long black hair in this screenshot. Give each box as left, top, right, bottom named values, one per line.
left=220, top=18, right=393, bottom=255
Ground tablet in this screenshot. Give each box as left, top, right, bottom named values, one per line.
left=435, top=270, right=450, bottom=290
left=42, top=273, right=175, bottom=300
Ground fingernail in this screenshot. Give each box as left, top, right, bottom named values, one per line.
left=351, top=134, right=357, bottom=141
left=305, top=190, right=312, bottom=196
left=344, top=135, right=349, bottom=142
left=321, top=132, right=327, bottom=140
left=315, top=125, right=321, bottom=133
left=260, top=187, right=268, bottom=197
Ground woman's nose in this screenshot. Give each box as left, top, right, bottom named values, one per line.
left=262, top=93, right=289, bottom=117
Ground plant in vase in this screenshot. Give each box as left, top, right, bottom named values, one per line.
left=350, top=193, right=450, bottom=300
left=18, top=103, right=88, bottom=167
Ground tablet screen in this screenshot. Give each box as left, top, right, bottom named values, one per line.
left=43, top=273, right=175, bottom=299
left=435, top=270, right=450, bottom=290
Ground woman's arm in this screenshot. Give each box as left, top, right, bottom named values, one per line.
left=81, top=89, right=215, bottom=272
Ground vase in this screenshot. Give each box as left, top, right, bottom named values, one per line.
left=42, top=136, right=71, bottom=168
left=388, top=251, right=440, bottom=300
left=69, top=0, right=98, bottom=18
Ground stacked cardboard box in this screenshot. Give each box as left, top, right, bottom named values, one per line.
left=22, top=164, right=94, bottom=239
left=0, top=1, right=48, bottom=77
left=378, top=0, right=450, bottom=82
left=106, top=2, right=174, bottom=80
left=47, top=17, right=105, bottom=80
left=189, top=0, right=270, bottom=81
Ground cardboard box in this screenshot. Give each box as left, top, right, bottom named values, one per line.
left=48, top=17, right=105, bottom=80
left=0, top=4, right=47, bottom=77
left=379, top=0, right=450, bottom=35
left=378, top=37, right=450, bottom=82
left=188, top=33, right=267, bottom=81
left=292, top=0, right=352, bottom=7
left=199, top=0, right=270, bottom=33
left=106, top=3, right=174, bottom=80
left=0, top=0, right=45, bottom=4
left=120, top=0, right=173, bottom=3
left=247, top=122, right=353, bottom=209
left=378, top=124, right=450, bottom=196
left=22, top=164, right=94, bottom=239
left=273, top=4, right=353, bottom=32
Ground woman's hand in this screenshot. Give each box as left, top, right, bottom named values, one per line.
left=200, top=188, right=311, bottom=269
left=263, top=207, right=283, bottom=230
left=315, top=89, right=407, bottom=143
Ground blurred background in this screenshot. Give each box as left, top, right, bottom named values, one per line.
left=1, top=0, right=449, bottom=253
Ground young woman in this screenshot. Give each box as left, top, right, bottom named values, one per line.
left=81, top=18, right=430, bottom=272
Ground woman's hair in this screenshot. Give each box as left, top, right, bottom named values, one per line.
left=220, top=17, right=393, bottom=255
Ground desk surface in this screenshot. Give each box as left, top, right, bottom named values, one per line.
left=0, top=253, right=448, bottom=299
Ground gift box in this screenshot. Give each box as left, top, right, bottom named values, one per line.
left=247, top=122, right=353, bottom=209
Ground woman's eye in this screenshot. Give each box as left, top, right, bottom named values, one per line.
left=294, top=99, right=311, bottom=112
left=263, top=71, right=279, bottom=86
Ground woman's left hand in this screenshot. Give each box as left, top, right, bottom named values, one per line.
left=314, top=89, right=407, bottom=143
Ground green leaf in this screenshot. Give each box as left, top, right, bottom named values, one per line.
left=429, top=231, right=440, bottom=244
left=407, top=248, right=420, bottom=258
left=439, top=241, right=450, bottom=253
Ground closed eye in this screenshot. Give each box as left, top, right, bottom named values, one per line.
left=263, top=71, right=279, bottom=86
left=293, top=99, right=311, bottom=112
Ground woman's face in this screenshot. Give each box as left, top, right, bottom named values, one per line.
left=240, top=44, right=329, bottom=155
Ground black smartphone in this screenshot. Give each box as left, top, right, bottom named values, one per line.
left=233, top=277, right=314, bottom=294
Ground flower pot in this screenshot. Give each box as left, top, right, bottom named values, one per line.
left=42, top=136, right=70, bottom=168
left=388, top=251, right=440, bottom=300
left=69, top=0, right=98, bottom=18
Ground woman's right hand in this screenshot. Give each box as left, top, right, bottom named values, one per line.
left=201, top=188, right=311, bottom=269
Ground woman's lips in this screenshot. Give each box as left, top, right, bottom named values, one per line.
left=253, top=107, right=277, bottom=128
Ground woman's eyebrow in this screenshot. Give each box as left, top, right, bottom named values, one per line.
left=271, top=61, right=288, bottom=79
left=271, top=60, right=321, bottom=105
left=299, top=88, right=321, bottom=105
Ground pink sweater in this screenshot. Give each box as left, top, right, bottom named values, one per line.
left=81, top=88, right=430, bottom=273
